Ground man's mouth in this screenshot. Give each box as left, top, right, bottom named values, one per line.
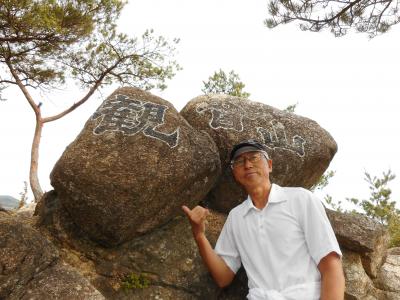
left=244, top=172, right=257, bottom=177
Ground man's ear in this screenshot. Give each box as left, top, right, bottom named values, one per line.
left=268, top=159, right=273, bottom=172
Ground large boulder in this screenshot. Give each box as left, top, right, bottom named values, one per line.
left=50, top=87, right=221, bottom=246
left=180, top=94, right=337, bottom=212
left=326, top=209, right=390, bottom=278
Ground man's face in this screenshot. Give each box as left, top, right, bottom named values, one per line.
left=231, top=151, right=273, bottom=189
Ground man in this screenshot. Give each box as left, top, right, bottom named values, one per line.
left=182, top=139, right=344, bottom=300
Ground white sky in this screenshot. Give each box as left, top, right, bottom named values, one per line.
left=0, top=0, right=399, bottom=208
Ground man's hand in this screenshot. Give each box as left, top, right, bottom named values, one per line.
left=181, top=205, right=235, bottom=288
left=182, top=205, right=209, bottom=240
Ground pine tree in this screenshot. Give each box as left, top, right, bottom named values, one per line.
left=347, top=170, right=400, bottom=246
left=265, top=0, right=399, bottom=37
left=0, top=0, right=180, bottom=201
left=202, top=69, right=250, bottom=98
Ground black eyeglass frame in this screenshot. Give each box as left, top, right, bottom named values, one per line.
left=230, top=150, right=270, bottom=169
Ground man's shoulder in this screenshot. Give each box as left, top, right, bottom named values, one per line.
left=273, top=184, right=318, bottom=210
left=227, top=198, right=250, bottom=219
left=277, top=185, right=326, bottom=217
left=275, top=184, right=312, bottom=199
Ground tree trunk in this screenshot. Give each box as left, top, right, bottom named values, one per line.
left=30, top=117, right=44, bottom=202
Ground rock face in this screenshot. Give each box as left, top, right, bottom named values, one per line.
left=0, top=211, right=104, bottom=300
left=3, top=90, right=399, bottom=300
left=21, top=262, right=105, bottom=300
left=33, top=192, right=400, bottom=300
left=341, top=249, right=383, bottom=299
left=0, top=212, right=57, bottom=299
left=180, top=94, right=337, bottom=212
left=326, top=209, right=390, bottom=278
left=375, top=247, right=400, bottom=296
left=51, top=87, right=221, bottom=246
left=35, top=192, right=227, bottom=299
left=325, top=210, right=400, bottom=300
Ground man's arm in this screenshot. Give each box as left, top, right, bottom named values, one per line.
left=318, top=251, right=345, bottom=300
left=182, top=205, right=235, bottom=288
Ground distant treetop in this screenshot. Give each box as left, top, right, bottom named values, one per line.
left=202, top=69, right=250, bottom=98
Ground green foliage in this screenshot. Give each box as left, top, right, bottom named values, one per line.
left=202, top=69, right=250, bottom=98
left=344, top=170, right=400, bottom=247
left=347, top=170, right=398, bottom=225
left=322, top=169, right=400, bottom=246
left=264, top=0, right=399, bottom=37
left=0, top=0, right=180, bottom=92
left=283, top=102, right=298, bottom=113
left=311, top=170, right=336, bottom=192
left=0, top=0, right=181, bottom=200
left=388, top=214, right=400, bottom=247
left=121, top=273, right=150, bottom=290
left=310, top=169, right=343, bottom=212
left=324, top=194, right=344, bottom=213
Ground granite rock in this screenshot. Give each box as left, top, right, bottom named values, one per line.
left=181, top=94, right=337, bottom=212
left=50, top=87, right=221, bottom=246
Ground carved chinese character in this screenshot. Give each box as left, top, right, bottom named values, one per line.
left=196, top=101, right=245, bottom=132
left=257, top=120, right=306, bottom=157
left=92, top=94, right=179, bottom=148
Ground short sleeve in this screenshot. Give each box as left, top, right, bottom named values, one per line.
left=214, top=212, right=242, bottom=274
left=299, top=191, right=342, bottom=266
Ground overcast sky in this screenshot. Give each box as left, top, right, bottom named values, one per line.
left=1, top=0, right=399, bottom=208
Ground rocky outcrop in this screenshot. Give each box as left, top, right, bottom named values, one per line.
left=21, top=262, right=105, bottom=300
left=51, top=87, right=221, bottom=246
left=0, top=211, right=104, bottom=300
left=2, top=89, right=399, bottom=300
left=326, top=209, right=390, bottom=278
left=31, top=191, right=399, bottom=300
left=0, top=211, right=57, bottom=299
left=375, top=247, right=400, bottom=297
left=35, top=192, right=226, bottom=299
left=326, top=210, right=400, bottom=299
left=341, top=249, right=383, bottom=299
left=181, top=94, right=337, bottom=212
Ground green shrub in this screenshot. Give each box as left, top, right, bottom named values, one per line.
left=121, top=273, right=150, bottom=290
left=346, top=170, right=400, bottom=247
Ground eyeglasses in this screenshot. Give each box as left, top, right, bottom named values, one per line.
left=230, top=152, right=266, bottom=169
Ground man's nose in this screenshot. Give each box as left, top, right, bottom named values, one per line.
left=243, top=157, right=253, bottom=168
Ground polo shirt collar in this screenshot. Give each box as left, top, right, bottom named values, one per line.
left=241, top=183, right=287, bottom=217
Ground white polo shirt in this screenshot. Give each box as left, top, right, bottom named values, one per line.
left=215, top=184, right=341, bottom=298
